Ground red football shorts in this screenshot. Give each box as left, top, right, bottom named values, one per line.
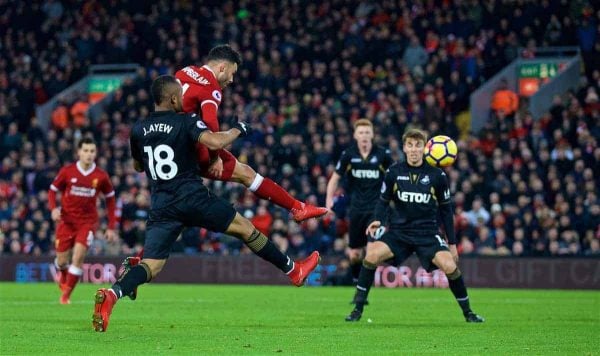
left=196, top=146, right=238, bottom=181
left=55, top=221, right=96, bottom=252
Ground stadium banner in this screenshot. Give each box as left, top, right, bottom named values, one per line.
left=0, top=255, right=598, bottom=289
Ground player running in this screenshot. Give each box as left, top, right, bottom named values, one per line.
left=48, top=137, right=118, bottom=304
left=92, top=75, right=320, bottom=332
left=345, top=128, right=484, bottom=323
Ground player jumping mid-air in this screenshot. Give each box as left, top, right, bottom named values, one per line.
left=175, top=44, right=327, bottom=222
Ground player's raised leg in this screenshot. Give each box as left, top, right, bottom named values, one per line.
left=432, top=251, right=485, bottom=322
left=229, top=159, right=328, bottom=222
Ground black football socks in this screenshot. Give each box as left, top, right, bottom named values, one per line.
left=447, top=268, right=472, bottom=314
left=246, top=229, right=294, bottom=273
left=350, top=262, right=362, bottom=283
left=353, top=261, right=377, bottom=312
left=112, top=263, right=151, bottom=299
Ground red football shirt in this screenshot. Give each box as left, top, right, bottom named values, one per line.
left=49, top=162, right=115, bottom=227
left=175, top=65, right=222, bottom=132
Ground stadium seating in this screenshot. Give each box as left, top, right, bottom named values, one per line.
left=0, top=1, right=598, bottom=258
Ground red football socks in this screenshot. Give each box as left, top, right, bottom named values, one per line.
left=253, top=177, right=301, bottom=211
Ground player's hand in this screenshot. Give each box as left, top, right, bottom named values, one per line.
left=228, top=116, right=252, bottom=137
left=366, top=221, right=382, bottom=237
left=325, top=197, right=335, bottom=218
left=449, top=244, right=459, bottom=263
left=51, top=208, right=61, bottom=222
left=208, top=156, right=224, bottom=178
left=105, top=229, right=118, bottom=243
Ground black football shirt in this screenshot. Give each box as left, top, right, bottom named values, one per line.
left=130, top=111, right=208, bottom=209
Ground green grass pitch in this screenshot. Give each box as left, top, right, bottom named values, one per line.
left=1, top=283, right=598, bottom=355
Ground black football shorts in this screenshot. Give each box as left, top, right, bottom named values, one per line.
left=144, top=189, right=236, bottom=259
left=379, top=229, right=450, bottom=272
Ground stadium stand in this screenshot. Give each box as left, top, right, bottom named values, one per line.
left=0, top=1, right=598, bottom=260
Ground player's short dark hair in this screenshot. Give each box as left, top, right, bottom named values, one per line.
left=77, top=137, right=96, bottom=148
left=402, top=128, right=428, bottom=145
left=151, top=75, right=180, bottom=105
left=207, top=44, right=242, bottom=66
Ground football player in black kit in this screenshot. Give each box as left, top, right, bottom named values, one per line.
left=326, top=119, right=393, bottom=295
left=92, top=75, right=320, bottom=332
left=345, top=128, right=484, bottom=323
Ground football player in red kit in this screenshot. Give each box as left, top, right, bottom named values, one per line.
left=175, top=44, right=328, bottom=222
left=48, top=137, right=118, bottom=304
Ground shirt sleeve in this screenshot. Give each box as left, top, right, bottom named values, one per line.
left=435, top=169, right=456, bottom=244
left=334, top=150, right=350, bottom=176
left=372, top=167, right=395, bottom=223
left=382, top=148, right=393, bottom=170
left=100, top=172, right=115, bottom=197
left=129, top=127, right=143, bottom=163
left=435, top=170, right=452, bottom=205
left=200, top=100, right=220, bottom=132
left=186, top=113, right=210, bottom=142
left=50, top=167, right=67, bottom=192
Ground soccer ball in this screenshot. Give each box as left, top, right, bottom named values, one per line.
left=424, top=135, right=458, bottom=167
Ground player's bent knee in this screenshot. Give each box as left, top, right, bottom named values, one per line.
left=141, top=260, right=164, bottom=280
left=363, top=252, right=383, bottom=267
left=440, top=260, right=457, bottom=274
left=362, top=259, right=378, bottom=270
left=346, top=249, right=362, bottom=262
left=446, top=267, right=462, bottom=280
left=225, top=213, right=254, bottom=241
left=233, top=163, right=257, bottom=186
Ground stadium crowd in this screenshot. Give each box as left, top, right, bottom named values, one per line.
left=0, top=0, right=599, bottom=260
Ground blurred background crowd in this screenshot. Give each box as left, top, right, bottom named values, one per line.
left=0, top=0, right=598, bottom=261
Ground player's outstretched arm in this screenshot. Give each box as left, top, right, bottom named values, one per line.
left=325, top=172, right=341, bottom=210
left=199, top=116, right=252, bottom=150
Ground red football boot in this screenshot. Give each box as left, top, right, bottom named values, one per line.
left=288, top=251, right=321, bottom=286
left=92, top=288, right=117, bottom=332
left=291, top=203, right=328, bottom=222
left=120, top=256, right=141, bottom=300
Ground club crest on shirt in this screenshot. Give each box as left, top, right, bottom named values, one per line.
left=370, top=156, right=378, bottom=163
left=92, top=178, right=98, bottom=188
left=420, top=175, right=430, bottom=185
left=71, top=178, right=77, bottom=183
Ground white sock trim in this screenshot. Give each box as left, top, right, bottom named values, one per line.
left=248, top=173, right=264, bottom=192
left=68, top=265, right=83, bottom=276
left=285, top=261, right=295, bottom=275
left=109, top=288, right=121, bottom=299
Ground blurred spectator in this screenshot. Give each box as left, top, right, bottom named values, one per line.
left=491, top=79, right=519, bottom=116
left=51, top=99, right=69, bottom=131
left=0, top=0, right=598, bottom=261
